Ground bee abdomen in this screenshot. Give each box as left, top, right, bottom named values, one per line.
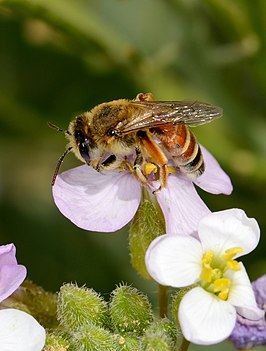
left=173, top=127, right=204, bottom=178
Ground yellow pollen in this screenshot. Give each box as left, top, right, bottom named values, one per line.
left=144, top=163, right=157, bottom=176
left=167, top=166, right=176, bottom=174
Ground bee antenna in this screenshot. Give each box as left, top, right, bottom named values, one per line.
left=47, top=121, right=71, bottom=135
left=51, top=146, right=73, bottom=186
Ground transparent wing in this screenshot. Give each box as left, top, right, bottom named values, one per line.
left=119, top=100, right=223, bottom=134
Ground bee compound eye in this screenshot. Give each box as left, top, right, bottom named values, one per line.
left=79, top=142, right=90, bottom=163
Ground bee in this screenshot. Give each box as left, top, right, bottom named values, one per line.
left=49, top=93, right=222, bottom=188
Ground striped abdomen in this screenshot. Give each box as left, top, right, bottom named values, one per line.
left=153, top=124, right=205, bottom=179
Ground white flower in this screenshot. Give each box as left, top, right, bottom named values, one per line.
left=145, top=209, right=264, bottom=345
left=0, top=309, right=45, bottom=351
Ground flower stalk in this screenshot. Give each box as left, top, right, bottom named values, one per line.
left=158, top=284, right=169, bottom=318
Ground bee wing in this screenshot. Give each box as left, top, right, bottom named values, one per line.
left=119, top=100, right=223, bottom=134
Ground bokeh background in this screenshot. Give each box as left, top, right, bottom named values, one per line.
left=0, top=1, right=266, bottom=349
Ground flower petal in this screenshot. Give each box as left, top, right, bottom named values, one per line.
left=178, top=287, right=236, bottom=345
left=156, top=175, right=210, bottom=235
left=145, top=234, right=202, bottom=287
left=0, top=264, right=27, bottom=302
left=199, top=209, right=260, bottom=257
left=0, top=309, right=45, bottom=351
left=227, top=263, right=264, bottom=320
left=194, top=145, right=233, bottom=195
left=52, top=165, right=141, bottom=232
left=0, top=244, right=17, bottom=266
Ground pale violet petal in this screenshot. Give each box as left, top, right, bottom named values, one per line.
left=226, top=263, right=264, bottom=320
left=0, top=244, right=17, bottom=265
left=0, top=264, right=27, bottom=302
left=194, top=145, right=233, bottom=195
left=145, top=234, right=202, bottom=287
left=0, top=309, right=45, bottom=351
left=156, top=175, right=210, bottom=235
left=178, top=287, right=236, bottom=345
left=198, top=209, right=260, bottom=256
left=53, top=165, right=141, bottom=232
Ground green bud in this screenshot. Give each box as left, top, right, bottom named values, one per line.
left=109, top=284, right=153, bottom=335
left=171, top=287, right=192, bottom=328
left=114, top=334, right=140, bottom=351
left=57, top=283, right=109, bottom=331
left=147, top=318, right=178, bottom=344
left=70, top=322, right=116, bottom=351
left=129, top=188, right=165, bottom=279
left=140, top=334, right=173, bottom=351
left=43, top=331, right=71, bottom=351
left=140, top=318, right=178, bottom=351
left=10, top=279, right=57, bottom=328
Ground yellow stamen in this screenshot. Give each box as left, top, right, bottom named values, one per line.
left=213, top=278, right=231, bottom=292
left=226, top=260, right=241, bottom=271
left=144, top=163, right=157, bottom=176
left=214, top=278, right=231, bottom=300
left=218, top=289, right=230, bottom=300
left=200, top=250, right=214, bottom=282
left=199, top=247, right=243, bottom=301
left=223, top=247, right=243, bottom=261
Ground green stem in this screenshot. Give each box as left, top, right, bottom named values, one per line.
left=158, top=284, right=169, bottom=318
left=179, top=336, right=190, bottom=351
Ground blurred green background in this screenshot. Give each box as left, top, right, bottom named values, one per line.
left=0, top=1, right=266, bottom=347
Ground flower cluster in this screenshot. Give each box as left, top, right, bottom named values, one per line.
left=51, top=135, right=265, bottom=348
left=0, top=244, right=45, bottom=350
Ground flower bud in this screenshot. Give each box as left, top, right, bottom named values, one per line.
left=114, top=334, right=140, bottom=350
left=71, top=322, right=116, bottom=351
left=57, top=283, right=109, bottom=331
left=129, top=188, right=165, bottom=279
left=110, top=284, right=153, bottom=335
left=43, top=331, right=71, bottom=351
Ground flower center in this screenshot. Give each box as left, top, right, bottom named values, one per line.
left=200, top=247, right=243, bottom=300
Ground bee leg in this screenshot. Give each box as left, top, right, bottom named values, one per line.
left=136, top=131, right=169, bottom=189
left=96, top=154, right=119, bottom=173
left=133, top=148, right=150, bottom=186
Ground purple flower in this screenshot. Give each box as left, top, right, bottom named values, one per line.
left=52, top=146, right=232, bottom=233
left=0, top=243, right=27, bottom=302
left=230, top=275, right=266, bottom=349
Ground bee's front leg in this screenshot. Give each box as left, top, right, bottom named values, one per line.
left=133, top=147, right=150, bottom=186
left=96, top=154, right=120, bottom=173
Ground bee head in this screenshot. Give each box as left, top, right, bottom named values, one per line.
left=75, top=130, right=91, bottom=163
left=71, top=114, right=97, bottom=164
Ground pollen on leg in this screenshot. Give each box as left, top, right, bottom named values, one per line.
left=144, top=162, right=157, bottom=176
